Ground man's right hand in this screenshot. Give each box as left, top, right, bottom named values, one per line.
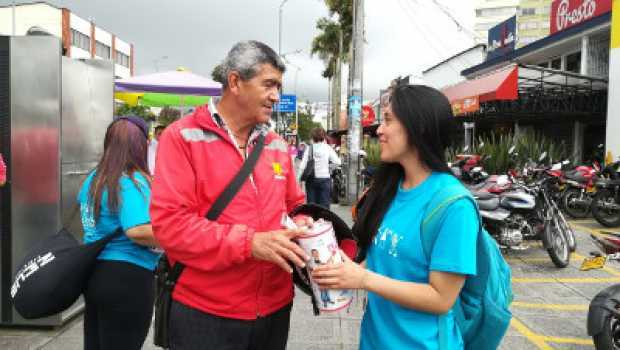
left=251, top=229, right=309, bottom=273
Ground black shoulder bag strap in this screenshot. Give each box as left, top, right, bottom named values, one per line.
left=169, top=133, right=266, bottom=280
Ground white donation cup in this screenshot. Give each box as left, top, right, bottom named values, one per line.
left=296, top=219, right=353, bottom=312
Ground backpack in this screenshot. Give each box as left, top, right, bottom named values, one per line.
left=420, top=184, right=513, bottom=350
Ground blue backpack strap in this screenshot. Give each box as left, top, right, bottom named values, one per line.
left=420, top=184, right=481, bottom=350
left=420, top=184, right=476, bottom=262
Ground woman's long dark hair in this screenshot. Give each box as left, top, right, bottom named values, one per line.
left=354, top=85, right=455, bottom=260
left=87, top=118, right=150, bottom=222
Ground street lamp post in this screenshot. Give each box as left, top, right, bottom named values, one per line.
left=277, top=0, right=291, bottom=135
left=12, top=0, right=16, bottom=36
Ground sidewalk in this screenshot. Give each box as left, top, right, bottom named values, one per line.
left=0, top=204, right=361, bottom=350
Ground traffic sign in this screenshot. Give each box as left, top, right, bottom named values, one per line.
left=276, top=94, right=296, bottom=113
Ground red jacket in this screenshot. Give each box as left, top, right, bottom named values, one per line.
left=150, top=106, right=305, bottom=320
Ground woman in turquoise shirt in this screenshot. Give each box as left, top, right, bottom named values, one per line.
left=312, top=85, right=478, bottom=349
left=78, top=116, right=160, bottom=350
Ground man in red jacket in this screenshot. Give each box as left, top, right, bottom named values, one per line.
left=151, top=41, right=310, bottom=350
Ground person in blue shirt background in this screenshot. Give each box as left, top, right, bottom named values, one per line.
left=78, top=116, right=160, bottom=350
left=312, top=85, right=478, bottom=350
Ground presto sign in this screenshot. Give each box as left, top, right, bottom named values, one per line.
left=551, top=0, right=612, bottom=34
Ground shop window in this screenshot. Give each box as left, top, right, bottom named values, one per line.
left=537, top=62, right=549, bottom=68
left=551, top=57, right=561, bottom=70
left=565, top=51, right=581, bottom=73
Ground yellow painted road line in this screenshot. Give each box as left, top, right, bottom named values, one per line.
left=510, top=318, right=553, bottom=350
left=506, top=253, right=581, bottom=264
left=541, top=335, right=593, bottom=346
left=570, top=222, right=606, bottom=238
left=513, top=277, right=620, bottom=283
left=568, top=219, right=596, bottom=224
left=511, top=301, right=588, bottom=311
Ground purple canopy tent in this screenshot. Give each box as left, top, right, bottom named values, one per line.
left=115, top=70, right=222, bottom=96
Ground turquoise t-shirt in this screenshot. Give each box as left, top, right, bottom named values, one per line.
left=360, top=172, right=478, bottom=350
left=78, top=171, right=160, bottom=271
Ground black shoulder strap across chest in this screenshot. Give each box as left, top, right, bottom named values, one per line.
left=168, top=133, right=266, bottom=278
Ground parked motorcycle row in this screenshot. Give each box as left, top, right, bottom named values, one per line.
left=449, top=147, right=578, bottom=268
left=449, top=147, right=620, bottom=349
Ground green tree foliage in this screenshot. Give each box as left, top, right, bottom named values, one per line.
left=311, top=0, right=353, bottom=78
left=115, top=103, right=156, bottom=121
left=297, top=105, right=322, bottom=142
left=157, top=106, right=181, bottom=127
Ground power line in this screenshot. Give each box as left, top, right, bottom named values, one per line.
left=395, top=0, right=464, bottom=77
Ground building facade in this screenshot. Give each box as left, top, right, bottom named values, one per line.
left=422, top=44, right=488, bottom=90
left=0, top=2, right=133, bottom=78
left=446, top=0, right=613, bottom=162
left=475, top=0, right=520, bottom=42
left=517, top=0, right=553, bottom=47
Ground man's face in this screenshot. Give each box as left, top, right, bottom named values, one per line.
left=235, top=64, right=282, bottom=124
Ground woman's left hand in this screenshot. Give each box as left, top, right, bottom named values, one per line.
left=311, top=250, right=367, bottom=290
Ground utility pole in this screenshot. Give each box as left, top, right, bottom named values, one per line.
left=345, top=0, right=364, bottom=204
left=327, top=78, right=331, bottom=130
left=334, top=27, right=343, bottom=131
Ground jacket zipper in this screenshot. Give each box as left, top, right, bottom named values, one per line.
left=254, top=158, right=265, bottom=318
left=207, top=123, right=264, bottom=317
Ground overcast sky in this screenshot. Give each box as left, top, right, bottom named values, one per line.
left=2, top=0, right=477, bottom=102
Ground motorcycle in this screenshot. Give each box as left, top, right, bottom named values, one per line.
left=591, top=159, right=620, bottom=227
left=586, top=232, right=620, bottom=349
left=473, top=175, right=574, bottom=267
left=562, top=162, right=600, bottom=219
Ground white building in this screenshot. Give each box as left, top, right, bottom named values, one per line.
left=475, top=0, right=520, bottom=43
left=422, top=44, right=487, bottom=89
left=0, top=2, right=134, bottom=78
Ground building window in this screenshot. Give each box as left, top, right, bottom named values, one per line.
left=115, top=51, right=130, bottom=68
left=541, top=21, right=550, bottom=29
left=551, top=57, right=562, bottom=70
left=95, top=41, right=111, bottom=59
left=520, top=22, right=528, bottom=30
left=565, top=51, right=581, bottom=73
left=70, top=29, right=90, bottom=52
left=521, top=8, right=535, bottom=16
left=527, top=22, right=538, bottom=29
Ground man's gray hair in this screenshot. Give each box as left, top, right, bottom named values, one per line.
left=213, top=41, right=286, bottom=89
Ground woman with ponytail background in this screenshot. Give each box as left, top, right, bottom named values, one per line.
left=78, top=116, right=160, bottom=350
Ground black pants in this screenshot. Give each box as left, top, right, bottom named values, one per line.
left=168, top=300, right=292, bottom=350
left=305, top=177, right=331, bottom=209
left=84, top=260, right=155, bottom=350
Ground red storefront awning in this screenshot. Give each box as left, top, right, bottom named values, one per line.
left=441, top=66, right=518, bottom=116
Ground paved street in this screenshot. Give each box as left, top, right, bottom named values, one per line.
left=1, top=205, right=620, bottom=349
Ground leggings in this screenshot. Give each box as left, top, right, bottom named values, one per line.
left=84, top=260, right=155, bottom=350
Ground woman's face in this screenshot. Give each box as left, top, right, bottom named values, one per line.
left=377, top=104, right=410, bottom=163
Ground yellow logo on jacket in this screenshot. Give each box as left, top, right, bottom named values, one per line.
left=273, top=162, right=285, bottom=180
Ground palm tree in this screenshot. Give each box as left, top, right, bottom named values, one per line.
left=311, top=0, right=353, bottom=129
